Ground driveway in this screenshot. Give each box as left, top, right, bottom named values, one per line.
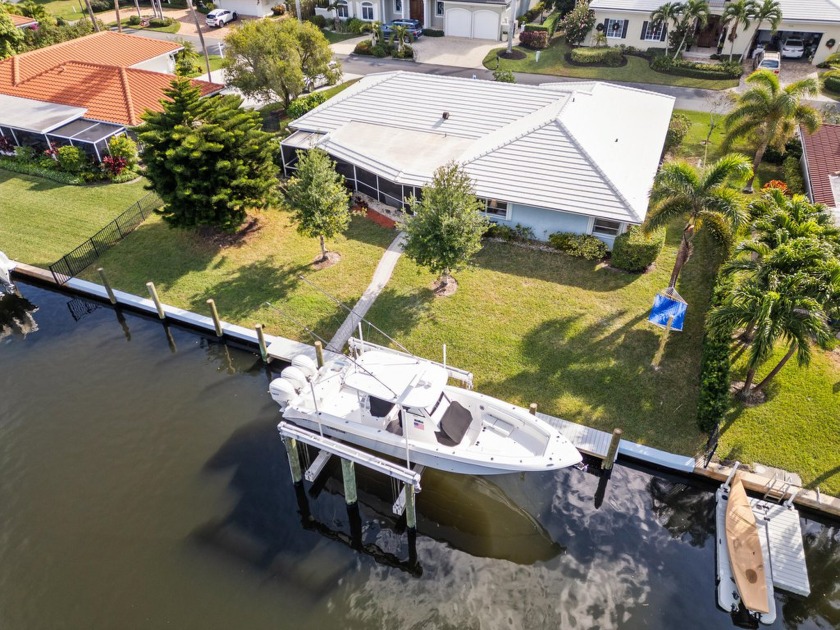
left=331, top=36, right=501, bottom=70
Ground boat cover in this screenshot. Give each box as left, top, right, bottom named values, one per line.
left=345, top=351, right=448, bottom=408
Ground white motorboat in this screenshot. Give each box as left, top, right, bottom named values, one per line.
left=269, top=348, right=582, bottom=476
left=0, top=251, right=16, bottom=294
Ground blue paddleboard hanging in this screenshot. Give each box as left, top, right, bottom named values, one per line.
left=648, top=288, right=687, bottom=332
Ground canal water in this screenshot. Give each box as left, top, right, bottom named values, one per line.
left=1, top=282, right=837, bottom=630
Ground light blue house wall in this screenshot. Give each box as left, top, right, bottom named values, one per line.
left=504, top=203, right=591, bottom=241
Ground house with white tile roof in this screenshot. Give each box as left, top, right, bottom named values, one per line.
left=281, top=72, right=674, bottom=247
left=588, top=0, right=840, bottom=65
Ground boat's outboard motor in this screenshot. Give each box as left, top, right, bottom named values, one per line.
left=291, top=354, right=318, bottom=378
left=269, top=378, right=298, bottom=410
left=280, top=366, right=308, bottom=391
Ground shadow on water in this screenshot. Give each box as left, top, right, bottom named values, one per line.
left=0, top=291, right=39, bottom=340
left=648, top=476, right=716, bottom=547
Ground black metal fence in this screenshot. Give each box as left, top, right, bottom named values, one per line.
left=49, top=192, right=162, bottom=284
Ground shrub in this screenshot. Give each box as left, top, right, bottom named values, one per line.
left=271, top=4, right=286, bottom=15
left=371, top=43, right=391, bottom=57
left=346, top=17, right=365, bottom=34
left=544, top=11, right=562, bottom=37
left=763, top=138, right=802, bottom=165
left=650, top=56, right=743, bottom=79
left=14, top=146, right=36, bottom=162
left=0, top=156, right=83, bottom=184
left=548, top=232, right=607, bottom=260
left=610, top=226, right=665, bottom=272
left=56, top=145, right=88, bottom=174
left=393, top=44, right=414, bottom=59
left=520, top=30, right=548, bottom=50
left=88, top=0, right=111, bottom=11
left=762, top=180, right=788, bottom=194
left=307, top=14, right=327, bottom=28
left=823, top=73, right=840, bottom=94
left=664, top=112, right=692, bottom=153
left=108, top=135, right=138, bottom=170
left=569, top=46, right=624, bottom=66
left=198, top=2, right=215, bottom=13
left=127, top=15, right=142, bottom=26
left=422, top=28, right=445, bottom=37
left=101, top=155, right=128, bottom=178
left=484, top=223, right=535, bottom=242
left=354, top=39, right=372, bottom=54
left=521, top=2, right=545, bottom=24
left=696, top=276, right=733, bottom=433
left=148, top=17, right=174, bottom=28
left=0, top=136, right=14, bottom=155
left=783, top=156, right=805, bottom=194
left=286, top=91, right=328, bottom=119
left=523, top=24, right=548, bottom=32
left=493, top=69, right=515, bottom=83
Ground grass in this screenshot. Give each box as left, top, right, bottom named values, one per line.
left=108, top=18, right=182, bottom=34
left=321, top=28, right=362, bottom=44
left=483, top=40, right=740, bottom=90
left=0, top=170, right=149, bottom=267
left=187, top=54, right=225, bottom=78
left=79, top=210, right=397, bottom=342
left=30, top=0, right=104, bottom=22
left=720, top=347, right=840, bottom=496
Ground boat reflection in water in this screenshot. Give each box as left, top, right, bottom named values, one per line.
left=0, top=290, right=38, bottom=341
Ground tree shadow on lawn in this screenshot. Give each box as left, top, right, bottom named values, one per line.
left=0, top=169, right=66, bottom=193
left=342, top=214, right=399, bottom=249
left=473, top=240, right=641, bottom=292
left=359, top=284, right=437, bottom=348
left=479, top=311, right=707, bottom=451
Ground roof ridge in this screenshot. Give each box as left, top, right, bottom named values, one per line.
left=118, top=67, right=138, bottom=126
left=555, top=117, right=641, bottom=222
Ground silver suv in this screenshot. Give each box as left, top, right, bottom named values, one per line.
left=206, top=9, right=237, bottom=28
left=781, top=37, right=805, bottom=59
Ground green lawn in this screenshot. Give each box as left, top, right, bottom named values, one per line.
left=365, top=225, right=721, bottom=456
left=187, top=54, right=225, bottom=78
left=0, top=171, right=149, bottom=267
left=321, top=29, right=362, bottom=44
left=108, top=18, right=182, bottom=34
left=484, top=40, right=740, bottom=90
left=29, top=0, right=104, bottom=22
left=80, top=211, right=397, bottom=342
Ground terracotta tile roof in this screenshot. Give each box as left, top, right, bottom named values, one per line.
left=801, top=123, right=840, bottom=207
left=0, top=61, right=223, bottom=126
left=0, top=31, right=181, bottom=85
left=9, top=14, right=38, bottom=28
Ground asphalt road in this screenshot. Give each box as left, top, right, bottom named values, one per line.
left=122, top=27, right=835, bottom=113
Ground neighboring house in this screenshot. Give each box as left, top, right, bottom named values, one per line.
left=800, top=123, right=840, bottom=225
left=215, top=0, right=274, bottom=18
left=280, top=71, right=674, bottom=247
left=588, top=0, right=840, bottom=65
left=0, top=32, right=223, bottom=160
left=9, top=13, right=38, bottom=29
left=316, top=0, right=512, bottom=40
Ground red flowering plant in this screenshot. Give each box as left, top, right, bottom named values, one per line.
left=43, top=142, right=59, bottom=160
left=762, top=180, right=789, bottom=195
left=101, top=155, right=128, bottom=178
left=0, top=136, right=14, bottom=155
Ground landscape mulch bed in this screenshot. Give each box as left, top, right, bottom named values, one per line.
left=362, top=208, right=397, bottom=230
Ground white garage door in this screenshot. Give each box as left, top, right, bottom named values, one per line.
left=445, top=8, right=472, bottom=38
left=472, top=10, right=499, bottom=40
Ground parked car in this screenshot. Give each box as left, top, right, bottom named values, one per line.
left=753, top=50, right=781, bottom=75
left=780, top=37, right=805, bottom=59
left=381, top=19, right=423, bottom=42
left=303, top=60, right=340, bottom=93
left=206, top=9, right=237, bottom=28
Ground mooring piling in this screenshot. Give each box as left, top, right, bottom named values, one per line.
left=314, top=340, right=325, bottom=368
left=284, top=437, right=303, bottom=484
left=602, top=428, right=623, bottom=473
left=146, top=282, right=165, bottom=319
left=255, top=324, right=268, bottom=362
left=97, top=268, right=116, bottom=305
left=206, top=299, right=223, bottom=337
left=341, top=459, right=358, bottom=506
left=529, top=403, right=538, bottom=416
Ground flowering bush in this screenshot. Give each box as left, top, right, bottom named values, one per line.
left=0, top=136, right=14, bottom=155
left=43, top=142, right=59, bottom=160
left=101, top=155, right=128, bottom=178
left=560, top=1, right=595, bottom=47
left=762, top=180, right=789, bottom=194
left=520, top=30, right=549, bottom=50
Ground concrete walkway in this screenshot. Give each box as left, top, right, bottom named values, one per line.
left=326, top=231, right=406, bottom=352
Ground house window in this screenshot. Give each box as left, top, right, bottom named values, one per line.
left=394, top=0, right=402, bottom=12
left=643, top=21, right=665, bottom=41
left=592, top=218, right=622, bottom=236
left=480, top=198, right=510, bottom=219
left=361, top=1, right=374, bottom=20
left=605, top=18, right=626, bottom=39
left=337, top=0, right=348, bottom=17
left=436, top=1, right=444, bottom=17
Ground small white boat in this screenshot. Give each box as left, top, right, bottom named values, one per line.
left=0, top=251, right=16, bottom=294
left=269, top=349, right=582, bottom=476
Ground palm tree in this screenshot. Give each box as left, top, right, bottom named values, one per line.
left=671, top=0, right=708, bottom=59
left=749, top=0, right=782, bottom=53
left=708, top=270, right=832, bottom=399
left=389, top=24, right=413, bottom=57
left=749, top=188, right=840, bottom=248
left=723, top=71, right=821, bottom=191
left=644, top=153, right=752, bottom=288
left=721, top=0, right=757, bottom=62
left=650, top=1, right=684, bottom=58
left=367, top=20, right=383, bottom=44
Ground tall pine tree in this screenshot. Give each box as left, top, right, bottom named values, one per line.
left=136, top=79, right=278, bottom=232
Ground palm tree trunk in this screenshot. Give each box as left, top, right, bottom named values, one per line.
left=738, top=367, right=756, bottom=400
left=753, top=344, right=796, bottom=393
left=134, top=0, right=141, bottom=18
left=114, top=0, right=122, bottom=32
left=319, top=235, right=327, bottom=261
left=745, top=140, right=768, bottom=192
left=84, top=0, right=100, bottom=31
left=729, top=30, right=736, bottom=61
left=668, top=225, right=693, bottom=288
left=674, top=26, right=690, bottom=60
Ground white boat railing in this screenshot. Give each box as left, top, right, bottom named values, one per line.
left=348, top=337, right=474, bottom=389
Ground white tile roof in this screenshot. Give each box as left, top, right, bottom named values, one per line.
left=590, top=0, right=840, bottom=22
left=290, top=72, right=674, bottom=223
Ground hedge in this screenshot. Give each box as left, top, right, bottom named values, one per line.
left=783, top=156, right=805, bottom=194
left=523, top=24, right=548, bottom=32
left=569, top=46, right=624, bottom=66
left=696, top=276, right=733, bottom=433
left=286, top=92, right=328, bottom=119
left=610, top=226, right=665, bottom=272
left=520, top=30, right=549, bottom=50
left=824, top=74, right=840, bottom=93
left=544, top=11, right=562, bottom=37
left=422, top=28, right=444, bottom=37
left=0, top=158, right=83, bottom=185
left=548, top=232, right=607, bottom=260
left=650, top=55, right=743, bottom=79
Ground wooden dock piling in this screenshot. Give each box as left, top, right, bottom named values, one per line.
left=529, top=403, right=538, bottom=415
left=146, top=282, right=165, bottom=319
left=97, top=268, right=116, bottom=305
left=255, top=324, right=268, bottom=362
left=314, top=340, right=324, bottom=368
left=206, top=299, right=223, bottom=337
left=602, top=428, right=623, bottom=471
left=284, top=437, right=302, bottom=484
left=341, top=459, right=357, bottom=505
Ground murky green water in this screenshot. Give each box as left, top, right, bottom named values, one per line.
left=1, top=283, right=837, bottom=629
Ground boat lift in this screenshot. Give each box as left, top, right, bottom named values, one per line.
left=715, top=462, right=811, bottom=626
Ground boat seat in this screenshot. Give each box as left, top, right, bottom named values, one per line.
left=369, top=395, right=396, bottom=419
left=435, top=401, right=472, bottom=447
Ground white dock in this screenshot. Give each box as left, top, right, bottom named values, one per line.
left=537, top=412, right=611, bottom=458
left=749, top=498, right=811, bottom=596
